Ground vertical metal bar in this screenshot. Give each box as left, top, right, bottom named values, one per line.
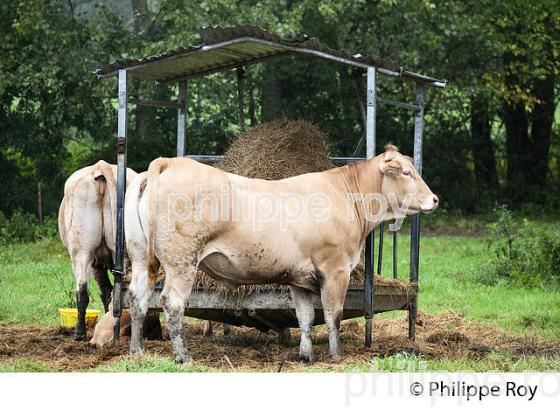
left=236, top=67, right=245, bottom=132
left=377, top=221, right=384, bottom=275
left=112, top=69, right=128, bottom=340
left=364, top=66, right=377, bottom=347
left=393, top=226, right=398, bottom=279
left=408, top=83, right=424, bottom=340
left=364, top=233, right=374, bottom=347
left=366, top=67, right=376, bottom=159
left=176, top=80, right=187, bottom=157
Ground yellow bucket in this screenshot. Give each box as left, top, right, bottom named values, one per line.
left=59, top=308, right=100, bottom=328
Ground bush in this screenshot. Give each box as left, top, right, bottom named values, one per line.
left=0, top=210, right=58, bottom=245
left=481, top=206, right=560, bottom=289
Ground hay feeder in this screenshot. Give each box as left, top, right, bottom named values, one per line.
left=95, top=25, right=446, bottom=345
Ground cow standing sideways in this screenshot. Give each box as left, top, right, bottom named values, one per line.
left=126, top=145, right=438, bottom=363
left=58, top=160, right=138, bottom=340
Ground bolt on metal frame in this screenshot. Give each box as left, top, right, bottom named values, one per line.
left=104, top=40, right=444, bottom=343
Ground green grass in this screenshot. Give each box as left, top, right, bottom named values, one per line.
left=371, top=222, right=560, bottom=340
left=85, top=352, right=560, bottom=372
left=0, top=358, right=55, bottom=372
left=346, top=352, right=560, bottom=372
left=91, top=354, right=219, bottom=373
left=1, top=221, right=559, bottom=372
left=0, top=237, right=104, bottom=326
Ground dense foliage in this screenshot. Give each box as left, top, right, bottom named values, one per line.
left=0, top=210, right=58, bottom=245
left=1, top=0, right=559, bottom=218
left=481, top=206, right=560, bottom=289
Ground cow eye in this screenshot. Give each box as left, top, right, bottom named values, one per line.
left=403, top=170, right=411, bottom=176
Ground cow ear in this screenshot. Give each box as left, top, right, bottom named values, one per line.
left=383, top=150, right=397, bottom=162
left=379, top=159, right=403, bottom=176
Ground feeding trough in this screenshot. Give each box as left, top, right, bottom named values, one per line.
left=95, top=25, right=446, bottom=345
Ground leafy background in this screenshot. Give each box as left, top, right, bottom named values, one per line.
left=1, top=0, right=559, bottom=217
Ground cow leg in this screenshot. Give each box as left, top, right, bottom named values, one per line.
left=319, top=271, right=350, bottom=361
left=203, top=321, right=230, bottom=337
left=290, top=286, right=316, bottom=363
left=129, top=260, right=155, bottom=355
left=160, top=265, right=196, bottom=364
left=202, top=321, right=213, bottom=337
left=278, top=327, right=291, bottom=345
left=72, top=252, right=93, bottom=341
left=92, top=266, right=113, bottom=313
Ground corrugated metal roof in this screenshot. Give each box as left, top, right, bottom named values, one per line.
left=95, top=25, right=445, bottom=87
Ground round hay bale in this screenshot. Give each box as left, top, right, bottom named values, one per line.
left=216, top=118, right=334, bottom=179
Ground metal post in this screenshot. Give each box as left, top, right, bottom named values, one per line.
left=393, top=226, right=398, bottom=279
left=112, top=69, right=128, bottom=340
left=377, top=221, right=384, bottom=275
left=366, top=67, right=376, bottom=159
left=177, top=81, right=187, bottom=157
left=408, top=83, right=424, bottom=340
left=364, top=67, right=376, bottom=347
left=236, top=68, right=246, bottom=132
left=364, top=232, right=374, bottom=347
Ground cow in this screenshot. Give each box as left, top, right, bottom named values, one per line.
left=126, top=145, right=439, bottom=363
left=90, top=307, right=163, bottom=347
left=125, top=172, right=231, bottom=340
left=58, top=160, right=138, bottom=340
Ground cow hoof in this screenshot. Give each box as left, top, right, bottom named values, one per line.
left=330, top=354, right=343, bottom=362
left=174, top=353, right=192, bottom=365
left=130, top=344, right=144, bottom=355
left=299, top=351, right=315, bottom=364
left=74, top=333, right=87, bottom=341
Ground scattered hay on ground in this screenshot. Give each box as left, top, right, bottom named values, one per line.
left=1, top=311, right=558, bottom=372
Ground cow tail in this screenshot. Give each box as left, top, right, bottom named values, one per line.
left=147, top=158, right=169, bottom=284
left=96, top=160, right=117, bottom=230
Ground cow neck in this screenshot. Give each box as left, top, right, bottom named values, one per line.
left=337, top=156, right=382, bottom=241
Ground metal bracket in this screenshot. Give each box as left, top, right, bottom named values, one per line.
left=112, top=268, right=124, bottom=321
left=112, top=268, right=124, bottom=281
left=367, top=89, right=375, bottom=107
left=116, top=137, right=126, bottom=154
left=118, top=91, right=127, bottom=108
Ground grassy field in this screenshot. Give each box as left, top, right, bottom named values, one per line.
left=1, top=219, right=559, bottom=372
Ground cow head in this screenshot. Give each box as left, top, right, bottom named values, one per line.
left=378, top=145, right=439, bottom=216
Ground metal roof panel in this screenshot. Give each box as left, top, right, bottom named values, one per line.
left=95, top=25, right=446, bottom=87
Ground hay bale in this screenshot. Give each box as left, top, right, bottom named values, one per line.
left=216, top=118, right=334, bottom=179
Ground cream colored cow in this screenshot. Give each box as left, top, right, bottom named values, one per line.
left=58, top=160, right=137, bottom=340
left=127, top=145, right=438, bottom=362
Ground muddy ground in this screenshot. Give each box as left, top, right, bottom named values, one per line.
left=1, top=311, right=558, bottom=371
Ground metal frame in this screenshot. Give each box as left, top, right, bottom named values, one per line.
left=176, top=81, right=187, bottom=157
left=105, top=37, right=442, bottom=343
left=97, top=36, right=446, bottom=88
left=112, top=69, right=128, bottom=339
left=408, top=84, right=425, bottom=340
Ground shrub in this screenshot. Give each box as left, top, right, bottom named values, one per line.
left=482, top=206, right=560, bottom=289
left=0, top=210, right=59, bottom=245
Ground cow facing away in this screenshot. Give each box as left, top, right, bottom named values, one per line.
left=125, top=172, right=231, bottom=339
left=58, top=160, right=138, bottom=340
left=127, top=145, right=438, bottom=363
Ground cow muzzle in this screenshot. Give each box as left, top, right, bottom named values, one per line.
left=420, top=195, right=439, bottom=213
